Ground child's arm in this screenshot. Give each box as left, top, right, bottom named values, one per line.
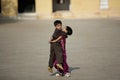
left=50, top=36, right=62, bottom=43
left=49, top=37, right=53, bottom=43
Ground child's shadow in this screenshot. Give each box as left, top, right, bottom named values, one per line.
left=50, top=67, right=80, bottom=76
left=69, top=67, right=80, bottom=73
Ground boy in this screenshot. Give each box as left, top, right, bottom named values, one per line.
left=48, top=20, right=64, bottom=73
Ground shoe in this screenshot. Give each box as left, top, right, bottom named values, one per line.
left=65, top=73, right=71, bottom=77
left=55, top=73, right=61, bottom=77
left=56, top=73, right=64, bottom=77
left=48, top=67, right=53, bottom=73
left=56, top=64, right=64, bottom=70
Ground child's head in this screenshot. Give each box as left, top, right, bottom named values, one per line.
left=54, top=20, right=62, bottom=30
left=63, top=26, right=73, bottom=35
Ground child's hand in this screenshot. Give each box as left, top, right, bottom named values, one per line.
left=49, top=40, right=54, bottom=43
left=50, top=41, right=55, bottom=43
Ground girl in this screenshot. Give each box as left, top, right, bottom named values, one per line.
left=54, top=26, right=73, bottom=77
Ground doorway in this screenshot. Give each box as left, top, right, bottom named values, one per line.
left=53, top=0, right=70, bottom=12
left=0, top=0, right=1, bottom=13
left=18, top=0, right=35, bottom=13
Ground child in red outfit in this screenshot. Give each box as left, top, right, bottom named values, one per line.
left=54, top=26, right=73, bottom=77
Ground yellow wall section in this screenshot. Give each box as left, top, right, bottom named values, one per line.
left=71, top=0, right=99, bottom=14
left=109, top=0, right=120, bottom=17
left=109, top=0, right=120, bottom=9
left=36, top=0, right=52, bottom=18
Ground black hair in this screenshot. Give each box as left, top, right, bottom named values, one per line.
left=54, top=20, right=62, bottom=26
left=66, top=26, right=73, bottom=35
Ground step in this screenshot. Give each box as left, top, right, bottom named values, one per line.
left=18, top=13, right=37, bottom=20
left=52, top=11, right=74, bottom=19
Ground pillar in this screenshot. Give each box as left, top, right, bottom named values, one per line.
left=1, top=0, right=17, bottom=17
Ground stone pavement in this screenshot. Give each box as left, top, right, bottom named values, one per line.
left=0, top=19, right=120, bottom=80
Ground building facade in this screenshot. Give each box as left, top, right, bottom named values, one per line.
left=0, top=0, right=120, bottom=19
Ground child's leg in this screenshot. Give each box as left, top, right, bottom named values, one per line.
left=63, top=58, right=71, bottom=77
left=55, top=44, right=63, bottom=64
left=54, top=63, right=65, bottom=77
left=63, top=55, right=69, bottom=73
left=48, top=44, right=55, bottom=73
left=54, top=61, right=64, bottom=73
left=54, top=44, right=64, bottom=70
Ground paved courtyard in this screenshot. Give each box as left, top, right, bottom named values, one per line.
left=0, top=19, right=120, bottom=80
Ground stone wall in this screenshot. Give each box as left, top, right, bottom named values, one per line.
left=1, top=0, right=17, bottom=17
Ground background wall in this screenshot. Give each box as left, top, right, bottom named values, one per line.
left=36, top=0, right=52, bottom=19
left=0, top=0, right=120, bottom=19
left=109, top=0, right=120, bottom=17
left=71, top=0, right=120, bottom=18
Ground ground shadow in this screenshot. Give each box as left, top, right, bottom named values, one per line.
left=50, top=67, right=80, bottom=76
left=69, top=67, right=80, bottom=73
left=0, top=17, right=19, bottom=25
left=50, top=71, right=58, bottom=76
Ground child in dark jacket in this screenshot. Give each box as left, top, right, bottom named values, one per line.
left=48, top=20, right=64, bottom=73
